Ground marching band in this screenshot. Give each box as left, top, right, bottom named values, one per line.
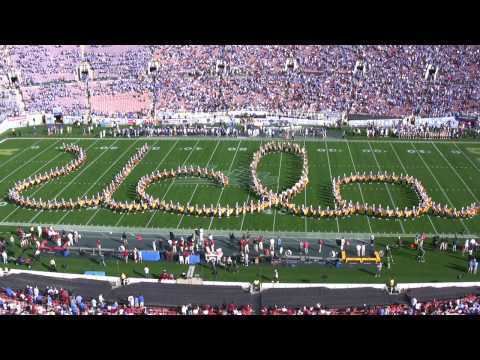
left=7, top=142, right=480, bottom=220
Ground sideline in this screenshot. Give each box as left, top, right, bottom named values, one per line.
left=2, top=268, right=480, bottom=291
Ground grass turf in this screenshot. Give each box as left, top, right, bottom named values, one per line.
left=0, top=136, right=479, bottom=236
left=1, top=234, right=477, bottom=284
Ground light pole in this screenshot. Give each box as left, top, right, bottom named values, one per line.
left=147, top=60, right=160, bottom=123
left=77, top=60, right=94, bottom=125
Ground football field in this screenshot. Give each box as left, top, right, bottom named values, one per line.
left=0, top=136, right=479, bottom=236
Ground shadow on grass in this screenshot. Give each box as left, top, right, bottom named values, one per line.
left=446, top=263, right=466, bottom=272
left=358, top=268, right=375, bottom=276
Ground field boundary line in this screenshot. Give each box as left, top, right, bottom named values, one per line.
left=410, top=142, right=471, bottom=234
left=145, top=139, right=200, bottom=228
left=0, top=221, right=475, bottom=238
left=177, top=139, right=222, bottom=229
left=7, top=136, right=480, bottom=145
left=389, top=142, right=438, bottom=234
left=346, top=140, right=373, bottom=233
left=206, top=140, right=242, bottom=230
left=324, top=140, right=340, bottom=233
left=432, top=143, right=479, bottom=202
left=1, top=140, right=89, bottom=222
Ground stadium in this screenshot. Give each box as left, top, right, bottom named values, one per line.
left=0, top=45, right=479, bottom=316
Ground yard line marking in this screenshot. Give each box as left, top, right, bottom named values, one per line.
left=432, top=143, right=479, bottom=202
left=454, top=142, right=480, bottom=176
left=240, top=140, right=263, bottom=232
left=324, top=140, right=340, bottom=233
left=179, top=140, right=222, bottom=229
left=272, top=150, right=284, bottom=233
left=113, top=139, right=173, bottom=227
left=367, top=141, right=406, bottom=234
left=389, top=142, right=438, bottom=235
left=0, top=140, right=85, bottom=222
left=303, top=137, right=308, bottom=233
left=0, top=139, right=6, bottom=145
left=145, top=140, right=200, bottom=228
left=410, top=142, right=471, bottom=234
left=346, top=140, right=373, bottom=233
left=0, top=139, right=60, bottom=185
left=206, top=140, right=242, bottom=231
left=29, top=140, right=117, bottom=224
left=80, top=140, right=142, bottom=226
left=0, top=138, right=43, bottom=172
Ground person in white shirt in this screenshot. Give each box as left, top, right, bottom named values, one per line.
left=356, top=244, right=362, bottom=257
left=341, top=238, right=345, bottom=251
left=37, top=226, right=42, bottom=238
left=269, top=238, right=275, bottom=251
left=67, top=232, right=73, bottom=247
left=144, top=266, right=150, bottom=278
left=9, top=235, right=14, bottom=245
left=361, top=243, right=366, bottom=257
left=464, top=239, right=469, bottom=254
left=152, top=240, right=157, bottom=252
left=1, top=250, right=7, bottom=265
left=138, top=250, right=143, bottom=264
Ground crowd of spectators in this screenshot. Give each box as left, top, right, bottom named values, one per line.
left=1, top=45, right=479, bottom=119
left=2, top=283, right=480, bottom=315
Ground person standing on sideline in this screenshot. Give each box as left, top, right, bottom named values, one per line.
left=318, top=239, right=324, bottom=255
left=375, top=261, right=382, bottom=278
left=304, top=241, right=310, bottom=255
left=96, top=240, right=102, bottom=256
left=49, top=258, right=56, bottom=272
left=99, top=253, right=106, bottom=267
left=269, top=238, right=275, bottom=251
left=356, top=243, right=362, bottom=257
left=138, top=250, right=143, bottom=264
left=474, top=258, right=478, bottom=275
left=464, top=239, right=469, bottom=255
left=152, top=240, right=157, bottom=252
left=144, top=266, right=150, bottom=278
left=452, top=238, right=457, bottom=253
left=273, top=269, right=279, bottom=283
left=1, top=249, right=7, bottom=264
left=361, top=242, right=366, bottom=257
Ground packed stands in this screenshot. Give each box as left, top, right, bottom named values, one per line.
left=1, top=45, right=479, bottom=118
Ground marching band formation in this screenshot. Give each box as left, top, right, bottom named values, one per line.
left=6, top=142, right=480, bottom=219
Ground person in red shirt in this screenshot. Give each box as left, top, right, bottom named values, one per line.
left=304, top=240, right=310, bottom=255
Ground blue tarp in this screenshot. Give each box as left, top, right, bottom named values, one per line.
left=84, top=271, right=106, bottom=276
left=189, top=255, right=201, bottom=265
left=140, top=251, right=161, bottom=262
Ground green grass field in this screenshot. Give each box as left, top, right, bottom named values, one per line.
left=0, top=135, right=479, bottom=236
left=1, top=232, right=477, bottom=284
